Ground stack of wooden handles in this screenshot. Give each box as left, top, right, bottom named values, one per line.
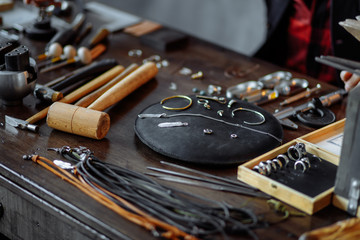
left=46, top=62, right=158, bottom=139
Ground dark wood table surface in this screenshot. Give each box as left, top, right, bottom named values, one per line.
left=0, top=6, right=350, bottom=240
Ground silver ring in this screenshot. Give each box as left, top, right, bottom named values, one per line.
left=253, top=165, right=266, bottom=175
left=259, top=161, right=271, bottom=176
left=266, top=159, right=277, bottom=172
left=287, top=146, right=302, bottom=161
left=272, top=158, right=283, bottom=169
left=311, top=154, right=322, bottom=162
left=231, top=107, right=266, bottom=125
left=294, top=160, right=308, bottom=173
left=276, top=154, right=289, bottom=167
left=295, top=143, right=307, bottom=156
left=301, top=157, right=311, bottom=168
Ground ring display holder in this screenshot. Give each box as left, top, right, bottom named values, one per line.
left=135, top=95, right=283, bottom=165
left=238, top=119, right=345, bottom=215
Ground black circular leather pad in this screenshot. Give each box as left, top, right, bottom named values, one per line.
left=135, top=95, right=283, bottom=165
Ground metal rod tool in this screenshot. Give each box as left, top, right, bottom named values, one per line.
left=280, top=84, right=322, bottom=106
left=160, top=161, right=254, bottom=189
left=315, top=55, right=360, bottom=75
left=146, top=172, right=269, bottom=198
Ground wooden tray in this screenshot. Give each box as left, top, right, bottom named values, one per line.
left=238, top=119, right=345, bottom=215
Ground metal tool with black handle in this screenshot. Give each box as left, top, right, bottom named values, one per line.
left=47, top=58, right=118, bottom=91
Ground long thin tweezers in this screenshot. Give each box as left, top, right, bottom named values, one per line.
left=146, top=172, right=269, bottom=199
left=148, top=167, right=253, bottom=190
left=160, top=161, right=255, bottom=189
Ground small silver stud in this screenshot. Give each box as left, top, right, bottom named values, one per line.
left=203, top=129, right=213, bottom=135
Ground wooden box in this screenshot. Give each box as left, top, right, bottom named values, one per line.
left=237, top=119, right=345, bottom=215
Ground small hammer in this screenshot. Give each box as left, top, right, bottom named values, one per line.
left=5, top=65, right=125, bottom=131
left=33, top=58, right=119, bottom=102
left=46, top=62, right=158, bottom=139
left=33, top=84, right=63, bottom=102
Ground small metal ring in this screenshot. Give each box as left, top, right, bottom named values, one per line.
left=160, top=95, right=193, bottom=111
left=266, top=159, right=277, bottom=172
left=197, top=99, right=211, bottom=109
left=227, top=99, right=238, bottom=108
left=230, top=133, right=238, bottom=139
left=310, top=154, right=322, bottom=162
left=276, top=154, right=289, bottom=167
left=301, top=157, right=311, bottom=168
left=259, top=161, right=271, bottom=176
left=287, top=145, right=302, bottom=161
left=273, top=159, right=283, bottom=170
left=295, top=142, right=307, bottom=156
left=253, top=165, right=266, bottom=175
left=294, top=160, right=308, bottom=173
left=231, top=107, right=266, bottom=125
left=197, top=99, right=208, bottom=104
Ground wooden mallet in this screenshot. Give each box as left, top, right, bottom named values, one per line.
left=46, top=62, right=158, bottom=139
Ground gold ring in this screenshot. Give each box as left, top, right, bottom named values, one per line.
left=160, top=95, right=192, bottom=111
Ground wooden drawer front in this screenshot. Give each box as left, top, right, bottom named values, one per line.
left=0, top=174, right=108, bottom=240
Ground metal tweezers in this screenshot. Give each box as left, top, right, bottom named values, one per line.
left=146, top=161, right=270, bottom=199
left=315, top=55, right=360, bottom=75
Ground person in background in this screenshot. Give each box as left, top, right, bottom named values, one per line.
left=255, top=0, right=360, bottom=91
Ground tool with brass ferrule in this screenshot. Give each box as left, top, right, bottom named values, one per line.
left=280, top=84, right=322, bottom=106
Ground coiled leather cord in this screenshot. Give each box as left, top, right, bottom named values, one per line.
left=26, top=146, right=260, bottom=239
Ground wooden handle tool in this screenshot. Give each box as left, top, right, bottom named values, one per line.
left=47, top=102, right=110, bottom=139
left=26, top=65, right=124, bottom=124
left=75, top=63, right=139, bottom=108
left=88, top=61, right=158, bottom=111
left=46, top=62, right=158, bottom=139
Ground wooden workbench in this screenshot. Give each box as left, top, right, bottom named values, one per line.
left=0, top=5, right=350, bottom=240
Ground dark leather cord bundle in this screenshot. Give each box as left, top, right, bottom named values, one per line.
left=25, top=146, right=260, bottom=240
